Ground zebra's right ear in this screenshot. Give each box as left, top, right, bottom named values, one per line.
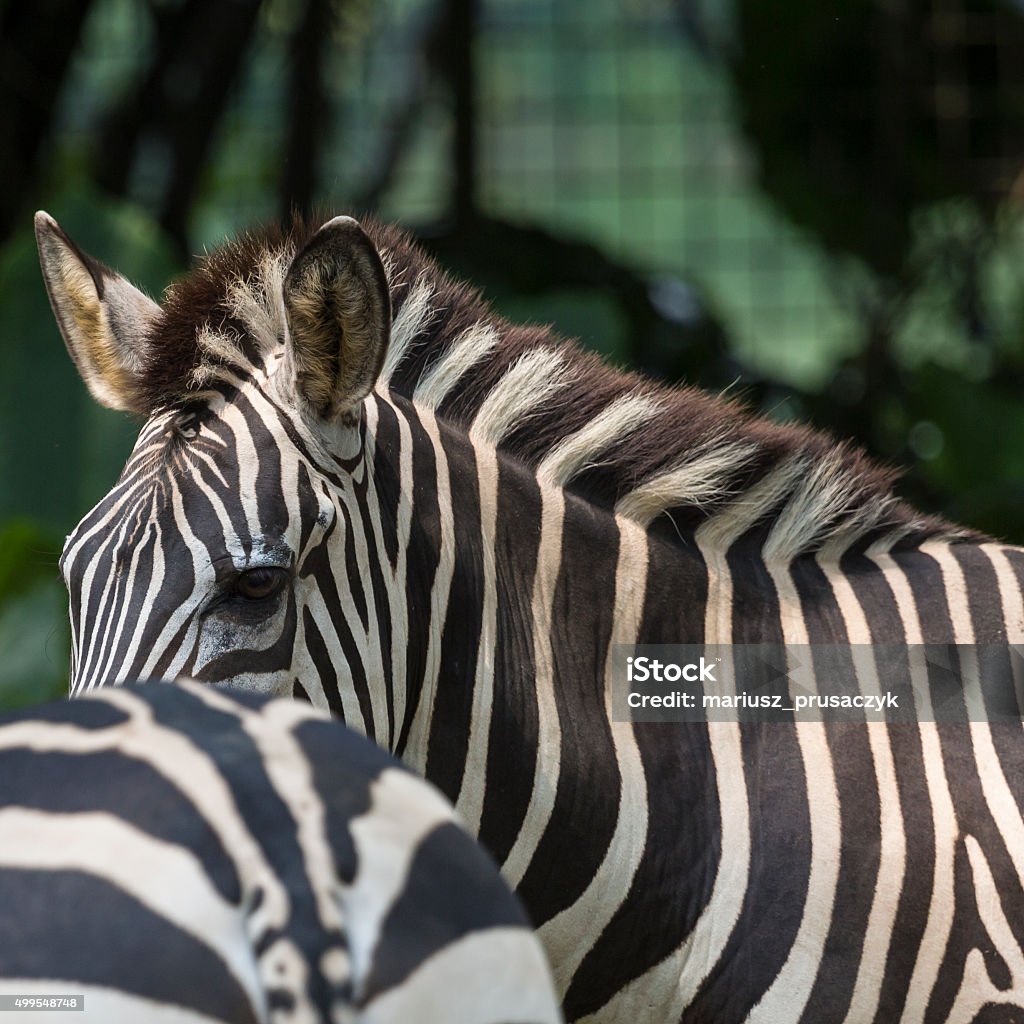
left=282, top=216, right=391, bottom=421
left=35, top=212, right=159, bottom=415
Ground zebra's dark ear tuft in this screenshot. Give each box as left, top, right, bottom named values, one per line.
left=34, top=211, right=160, bottom=415
left=282, top=216, right=391, bottom=420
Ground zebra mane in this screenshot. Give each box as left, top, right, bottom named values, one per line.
left=145, top=217, right=967, bottom=559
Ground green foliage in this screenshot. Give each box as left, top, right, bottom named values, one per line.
left=731, top=0, right=1024, bottom=277
left=3, top=0, right=1024, bottom=715
left=897, top=365, right=1024, bottom=541
left=0, top=521, right=68, bottom=710
left=0, top=186, right=179, bottom=709
left=0, top=184, right=180, bottom=532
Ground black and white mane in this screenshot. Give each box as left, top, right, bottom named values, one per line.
left=132, top=218, right=964, bottom=561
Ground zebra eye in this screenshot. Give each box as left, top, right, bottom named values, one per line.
left=232, top=567, right=288, bottom=601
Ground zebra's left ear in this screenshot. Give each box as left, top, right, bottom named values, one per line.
left=35, top=211, right=160, bottom=415
left=282, top=216, right=391, bottom=420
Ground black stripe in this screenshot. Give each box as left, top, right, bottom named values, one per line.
left=424, top=435, right=483, bottom=803
left=566, top=525, right=717, bottom=1016
left=478, top=455, right=542, bottom=865
left=683, top=527, right=810, bottom=1022
left=789, top=556, right=877, bottom=1022
left=352, top=445, right=396, bottom=745
left=247, top=397, right=287, bottom=540
left=363, top=822, right=528, bottom=1000
left=0, top=698, right=127, bottom=730
left=839, top=550, right=937, bottom=1017
left=516, top=492, right=620, bottom=925
left=0, top=868, right=259, bottom=1023
left=201, top=416, right=253, bottom=556
left=394, top=400, right=443, bottom=758
left=370, top=398, right=403, bottom=571
left=0, top=747, right=240, bottom=904
left=293, top=716, right=394, bottom=885
left=108, top=519, right=158, bottom=675
left=895, top=547, right=954, bottom=644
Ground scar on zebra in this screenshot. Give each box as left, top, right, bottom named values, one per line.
left=33, top=210, right=1024, bottom=1024
left=0, top=680, right=562, bottom=1024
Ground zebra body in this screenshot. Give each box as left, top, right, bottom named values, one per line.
left=0, top=679, right=560, bottom=1023
left=37, top=211, right=1024, bottom=1022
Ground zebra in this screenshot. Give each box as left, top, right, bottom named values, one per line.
left=0, top=677, right=561, bottom=1024
left=36, top=209, right=1024, bottom=1022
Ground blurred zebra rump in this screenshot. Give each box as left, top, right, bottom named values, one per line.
left=0, top=680, right=561, bottom=1024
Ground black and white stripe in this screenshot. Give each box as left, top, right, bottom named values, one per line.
left=0, top=679, right=561, bottom=1023
left=38, top=211, right=1024, bottom=1022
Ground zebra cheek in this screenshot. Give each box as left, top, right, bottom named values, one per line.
left=191, top=596, right=293, bottom=690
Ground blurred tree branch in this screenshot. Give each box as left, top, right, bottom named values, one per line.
left=0, top=0, right=95, bottom=243
left=419, top=213, right=729, bottom=380
left=352, top=5, right=448, bottom=213
left=281, top=0, right=332, bottom=221
left=446, top=0, right=478, bottom=222
left=93, top=0, right=264, bottom=255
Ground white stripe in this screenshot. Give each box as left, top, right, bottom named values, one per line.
left=815, top=551, right=907, bottom=1024
left=500, top=484, right=564, bottom=889
left=134, top=478, right=212, bottom=680
left=336, top=399, right=389, bottom=742
left=219, top=398, right=267, bottom=543
left=986, top=542, right=1024, bottom=701
left=0, top=808, right=261, bottom=1013
left=584, top=511, right=752, bottom=1020
left=90, top=511, right=161, bottom=688
left=304, top=587, right=367, bottom=729
left=614, top=440, right=758, bottom=528
left=1, top=684, right=293, bottom=939
left=361, top=928, right=561, bottom=1024
left=454, top=425, right=500, bottom=833
left=697, top=456, right=806, bottom=552
left=864, top=545, right=958, bottom=1024
left=329, top=487, right=390, bottom=739
left=361, top=394, right=413, bottom=748
left=944, top=836, right=1024, bottom=1020
left=413, top=323, right=499, bottom=410
left=746, top=562, right=841, bottom=1024
left=75, top=504, right=138, bottom=690
left=470, top=348, right=572, bottom=447
left=929, top=545, right=1024, bottom=889
left=402, top=408, right=457, bottom=776
left=189, top=687, right=345, bottom=935
left=344, top=768, right=457, bottom=986
left=537, top=393, right=661, bottom=488
left=538, top=515, right=648, bottom=994
left=764, top=452, right=893, bottom=563
left=380, top=279, right=433, bottom=385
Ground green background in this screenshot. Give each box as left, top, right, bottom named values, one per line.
left=2, top=0, right=1023, bottom=708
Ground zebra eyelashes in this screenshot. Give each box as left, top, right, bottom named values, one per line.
left=230, top=566, right=290, bottom=602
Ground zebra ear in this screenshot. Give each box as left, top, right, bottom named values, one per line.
left=282, top=215, right=391, bottom=420
left=35, top=211, right=159, bottom=415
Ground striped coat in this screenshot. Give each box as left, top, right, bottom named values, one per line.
left=36, top=210, right=1024, bottom=1022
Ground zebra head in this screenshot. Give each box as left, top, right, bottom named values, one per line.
left=37, top=212, right=408, bottom=725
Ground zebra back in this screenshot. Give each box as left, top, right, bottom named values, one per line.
left=0, top=680, right=562, bottom=1024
